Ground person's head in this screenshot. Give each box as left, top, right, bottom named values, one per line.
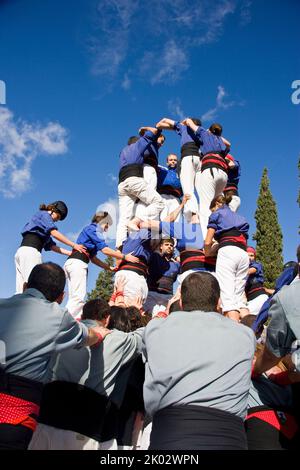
left=108, top=306, right=131, bottom=332
left=169, top=299, right=181, bottom=314
left=190, top=117, right=201, bottom=126
left=209, top=123, right=223, bottom=136
left=92, top=211, right=113, bottom=232
left=157, top=134, right=165, bottom=147
left=247, top=246, right=256, bottom=262
left=240, top=314, right=257, bottom=329
left=297, top=245, right=300, bottom=264
left=209, top=194, right=232, bottom=212
left=126, top=306, right=148, bottom=330
left=127, top=136, right=139, bottom=145
left=167, top=153, right=178, bottom=168
left=26, top=262, right=66, bottom=303
left=180, top=272, right=221, bottom=313
left=159, top=238, right=175, bottom=257
left=39, top=201, right=68, bottom=221
left=81, top=298, right=110, bottom=326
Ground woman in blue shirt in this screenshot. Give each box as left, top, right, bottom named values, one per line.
left=205, top=194, right=249, bottom=322
left=15, top=201, right=86, bottom=293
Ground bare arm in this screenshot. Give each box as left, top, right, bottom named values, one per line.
left=248, top=267, right=257, bottom=275
left=204, top=228, right=216, bottom=256
left=140, top=220, right=160, bottom=230
left=139, top=126, right=159, bottom=135
left=253, top=345, right=281, bottom=376
left=183, top=118, right=199, bottom=133
left=50, top=229, right=87, bottom=254
left=85, top=325, right=112, bottom=347
left=163, top=194, right=191, bottom=222
left=101, top=246, right=139, bottom=264
left=91, top=256, right=114, bottom=271
left=221, top=136, right=231, bottom=148
left=156, top=117, right=176, bottom=130
left=51, top=245, right=72, bottom=256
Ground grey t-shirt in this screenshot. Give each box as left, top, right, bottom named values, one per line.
left=143, top=310, right=256, bottom=419
left=266, top=280, right=300, bottom=371
left=50, top=319, right=144, bottom=406
left=0, top=288, right=88, bottom=383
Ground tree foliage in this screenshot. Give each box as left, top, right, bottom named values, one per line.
left=253, top=168, right=283, bottom=288
left=87, top=256, right=114, bottom=302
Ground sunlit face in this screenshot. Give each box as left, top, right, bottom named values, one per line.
left=248, top=252, right=255, bottom=262
left=210, top=201, right=223, bottom=212
left=51, top=211, right=61, bottom=222
left=101, top=222, right=110, bottom=232
left=167, top=154, right=177, bottom=168
left=160, top=241, right=174, bottom=257
left=157, top=135, right=165, bottom=147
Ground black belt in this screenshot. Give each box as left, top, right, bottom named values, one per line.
left=118, top=163, right=144, bottom=183
left=180, top=142, right=200, bottom=159
left=68, top=250, right=90, bottom=264
left=21, top=233, right=44, bottom=252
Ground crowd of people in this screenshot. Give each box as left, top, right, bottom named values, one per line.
left=1, top=116, right=299, bottom=450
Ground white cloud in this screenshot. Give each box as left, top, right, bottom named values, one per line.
left=240, top=0, right=252, bottom=26
left=167, top=98, right=185, bottom=120
left=106, top=173, right=118, bottom=185
left=95, top=197, right=119, bottom=243
left=201, top=85, right=243, bottom=122
left=90, top=0, right=238, bottom=87
left=0, top=107, right=68, bottom=198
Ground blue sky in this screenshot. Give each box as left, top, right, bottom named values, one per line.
left=0, top=0, right=299, bottom=298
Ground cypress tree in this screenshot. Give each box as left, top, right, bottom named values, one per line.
left=87, top=256, right=114, bottom=302
left=253, top=168, right=283, bottom=288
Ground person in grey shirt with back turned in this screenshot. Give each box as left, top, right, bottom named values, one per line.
left=0, top=262, right=110, bottom=450
left=142, top=271, right=256, bottom=450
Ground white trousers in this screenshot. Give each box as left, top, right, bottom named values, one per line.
left=64, top=258, right=88, bottom=318
left=228, top=195, right=241, bottom=212
left=180, top=155, right=201, bottom=220
left=116, top=176, right=164, bottom=249
left=15, top=246, right=42, bottom=293
left=144, top=291, right=171, bottom=316
left=134, top=165, right=160, bottom=220
left=159, top=194, right=181, bottom=221
left=198, top=168, right=228, bottom=238
left=28, top=423, right=100, bottom=450
left=216, top=246, right=249, bottom=313
left=114, top=270, right=148, bottom=304
left=177, top=268, right=217, bottom=286
left=247, top=294, right=269, bottom=316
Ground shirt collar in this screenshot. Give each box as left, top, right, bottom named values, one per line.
left=24, top=288, right=47, bottom=301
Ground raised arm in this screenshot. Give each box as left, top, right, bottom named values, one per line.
left=163, top=194, right=191, bottom=222
left=156, top=117, right=176, bottom=130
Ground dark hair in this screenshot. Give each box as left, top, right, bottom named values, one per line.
left=108, top=306, right=131, bottom=332
left=181, top=272, right=220, bottom=312
left=210, top=193, right=232, bottom=210
left=27, top=262, right=66, bottom=302
left=81, top=298, right=110, bottom=321
left=126, top=306, right=146, bottom=330
left=92, top=211, right=113, bottom=226
left=128, top=136, right=139, bottom=145
left=169, top=299, right=181, bottom=314
left=39, top=203, right=57, bottom=212
left=297, top=245, right=300, bottom=263
left=160, top=238, right=175, bottom=247
left=191, top=117, right=201, bottom=126
left=209, top=123, right=223, bottom=136
left=240, top=315, right=257, bottom=329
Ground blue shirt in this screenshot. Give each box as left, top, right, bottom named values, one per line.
left=122, top=229, right=153, bottom=264
left=148, top=252, right=180, bottom=286
left=157, top=166, right=183, bottom=196
left=119, top=131, right=160, bottom=169
left=21, top=210, right=57, bottom=251
left=246, top=261, right=265, bottom=289
left=76, top=223, right=108, bottom=258
left=207, top=206, right=249, bottom=239
left=159, top=219, right=204, bottom=251
left=143, top=141, right=159, bottom=167
left=195, top=127, right=227, bottom=155
left=173, top=122, right=202, bottom=148
left=227, top=160, right=241, bottom=187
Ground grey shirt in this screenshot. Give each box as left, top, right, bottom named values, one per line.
left=266, top=280, right=300, bottom=371
left=143, top=310, right=256, bottom=419
left=50, top=320, right=144, bottom=407
left=0, top=288, right=88, bottom=383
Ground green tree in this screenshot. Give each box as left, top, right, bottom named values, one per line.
left=253, top=168, right=283, bottom=288
left=87, top=256, right=114, bottom=302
